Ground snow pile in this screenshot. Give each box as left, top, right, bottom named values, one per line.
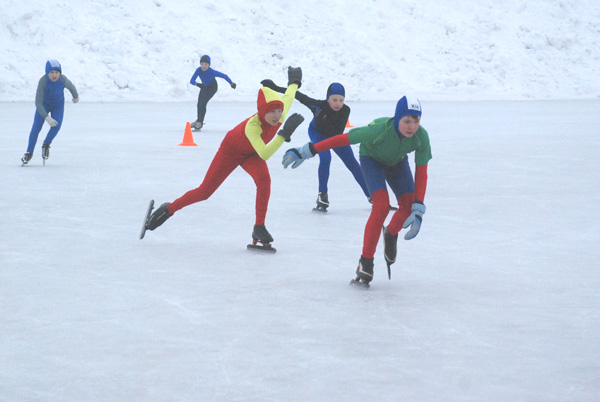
left=1, top=0, right=599, bottom=102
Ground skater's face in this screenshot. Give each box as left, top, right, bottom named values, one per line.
left=397, top=115, right=421, bottom=138
left=327, top=94, right=345, bottom=112
left=200, top=62, right=209, bottom=71
left=48, top=70, right=61, bottom=82
left=265, top=108, right=283, bottom=126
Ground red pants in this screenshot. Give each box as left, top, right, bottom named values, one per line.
left=168, top=140, right=271, bottom=225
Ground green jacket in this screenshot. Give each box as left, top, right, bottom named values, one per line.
left=348, top=117, right=432, bottom=167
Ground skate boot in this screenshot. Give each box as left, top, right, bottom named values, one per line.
left=191, top=120, right=203, bottom=131
left=350, top=256, right=374, bottom=289
left=382, top=226, right=398, bottom=280
left=248, top=224, right=276, bottom=253
left=146, top=202, right=172, bottom=230
left=313, top=192, right=329, bottom=212
left=382, top=226, right=398, bottom=265
left=21, top=152, right=32, bottom=165
left=41, top=144, right=50, bottom=160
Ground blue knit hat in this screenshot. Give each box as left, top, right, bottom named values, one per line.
left=45, top=59, right=62, bottom=74
left=200, top=55, right=211, bottom=65
left=326, top=82, right=345, bottom=99
left=393, top=95, right=421, bottom=135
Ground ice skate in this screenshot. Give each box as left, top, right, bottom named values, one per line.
left=21, top=152, right=32, bottom=166
left=146, top=202, right=172, bottom=231
left=247, top=224, right=276, bottom=253
left=41, top=144, right=50, bottom=165
left=191, top=120, right=203, bottom=131
left=382, top=226, right=398, bottom=279
left=350, top=256, right=374, bottom=289
left=313, top=192, right=329, bottom=213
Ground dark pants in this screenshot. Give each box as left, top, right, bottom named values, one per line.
left=196, top=80, right=218, bottom=123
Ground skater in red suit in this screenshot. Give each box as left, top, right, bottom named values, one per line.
left=144, top=67, right=304, bottom=248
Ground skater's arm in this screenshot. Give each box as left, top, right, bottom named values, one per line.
left=312, top=133, right=351, bottom=153
left=414, top=164, right=428, bottom=202
left=189, top=68, right=201, bottom=85
left=279, top=83, right=299, bottom=122
left=34, top=76, right=49, bottom=118
left=244, top=116, right=285, bottom=160
left=213, top=70, right=234, bottom=85
left=60, top=75, right=79, bottom=99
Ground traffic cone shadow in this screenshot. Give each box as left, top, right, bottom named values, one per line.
left=179, top=122, right=198, bottom=146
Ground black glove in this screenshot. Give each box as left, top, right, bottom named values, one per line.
left=277, top=113, right=305, bottom=142
left=287, top=66, right=302, bottom=88
left=231, top=83, right=237, bottom=89
left=261, top=79, right=286, bottom=93
left=196, top=83, right=206, bottom=89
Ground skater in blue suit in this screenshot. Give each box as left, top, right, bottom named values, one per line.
left=189, top=55, right=236, bottom=131
left=21, top=60, right=79, bottom=165
left=261, top=79, right=369, bottom=211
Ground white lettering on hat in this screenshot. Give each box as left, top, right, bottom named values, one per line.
left=405, top=95, right=421, bottom=112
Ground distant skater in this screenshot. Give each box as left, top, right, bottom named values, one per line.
left=189, top=55, right=236, bottom=131
left=282, top=96, right=432, bottom=287
left=142, top=68, right=304, bottom=252
left=22, top=60, right=79, bottom=165
left=261, top=79, right=369, bottom=212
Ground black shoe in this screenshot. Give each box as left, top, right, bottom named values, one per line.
left=21, top=152, right=32, bottom=164
left=191, top=120, right=203, bottom=130
left=355, top=256, right=374, bottom=283
left=41, top=144, right=50, bottom=160
left=252, top=224, right=274, bottom=244
left=382, top=226, right=398, bottom=265
left=147, top=202, right=172, bottom=230
left=316, top=192, right=329, bottom=209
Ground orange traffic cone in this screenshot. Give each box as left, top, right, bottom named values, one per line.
left=345, top=119, right=354, bottom=128
left=179, top=122, right=198, bottom=146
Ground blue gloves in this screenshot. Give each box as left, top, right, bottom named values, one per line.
left=402, top=201, right=426, bottom=240
left=282, top=142, right=317, bottom=169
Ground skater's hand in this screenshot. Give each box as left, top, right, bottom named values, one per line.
left=402, top=201, right=426, bottom=240
left=45, top=116, right=58, bottom=127
left=196, top=83, right=206, bottom=89
left=231, top=83, right=237, bottom=89
left=72, top=97, right=79, bottom=103
left=282, top=142, right=316, bottom=169
left=287, top=66, right=302, bottom=88
left=278, top=113, right=304, bottom=142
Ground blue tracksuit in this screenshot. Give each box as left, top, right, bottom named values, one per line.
left=189, top=66, right=233, bottom=123
left=27, top=60, right=78, bottom=154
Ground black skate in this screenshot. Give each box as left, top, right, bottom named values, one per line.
left=41, top=144, right=50, bottom=166
left=191, top=120, right=203, bottom=131
left=349, top=256, right=374, bottom=289
left=313, top=192, right=329, bottom=213
left=21, top=152, right=32, bottom=166
left=367, top=197, right=398, bottom=211
left=247, top=224, right=276, bottom=253
left=382, top=226, right=398, bottom=279
left=140, top=201, right=171, bottom=239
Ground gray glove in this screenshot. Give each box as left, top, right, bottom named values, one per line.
left=278, top=113, right=305, bottom=142
left=45, top=116, right=58, bottom=127
left=282, top=142, right=316, bottom=169
left=402, top=201, right=426, bottom=240
left=73, top=97, right=79, bottom=103
left=287, top=66, right=302, bottom=88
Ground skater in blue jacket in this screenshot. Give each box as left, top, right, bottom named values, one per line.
left=189, top=55, right=236, bottom=131
left=21, top=60, right=79, bottom=165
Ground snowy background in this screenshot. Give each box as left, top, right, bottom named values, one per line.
left=2, top=1, right=600, bottom=402
left=1, top=0, right=600, bottom=102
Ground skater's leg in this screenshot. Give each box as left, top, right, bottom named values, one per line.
left=359, top=156, right=390, bottom=258
left=240, top=155, right=270, bottom=225
left=308, top=126, right=331, bottom=195
left=196, top=81, right=218, bottom=124
left=333, top=145, right=370, bottom=198
left=385, top=157, right=416, bottom=235
left=168, top=144, right=241, bottom=213
left=42, top=103, right=64, bottom=146
left=26, top=111, right=46, bottom=154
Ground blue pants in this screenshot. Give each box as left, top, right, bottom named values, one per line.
left=27, top=102, right=64, bottom=154
left=359, top=155, right=414, bottom=198
left=308, top=124, right=370, bottom=197
left=196, top=80, right=218, bottom=123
